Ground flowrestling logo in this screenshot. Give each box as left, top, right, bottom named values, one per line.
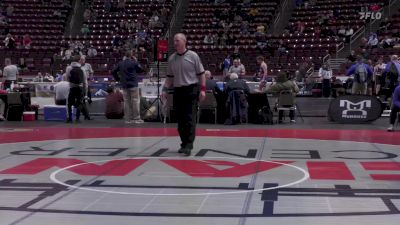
left=359, top=4, right=382, bottom=20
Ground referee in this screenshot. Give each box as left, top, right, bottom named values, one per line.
left=162, top=33, right=206, bottom=156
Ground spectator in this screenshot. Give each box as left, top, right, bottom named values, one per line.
left=22, top=34, right=32, bottom=49
left=345, top=26, right=354, bottom=43
left=53, top=10, right=62, bottom=17
left=17, top=58, right=28, bottom=72
left=347, top=50, right=357, bottom=63
left=87, top=45, right=98, bottom=57
left=104, top=0, right=112, bottom=12
left=203, top=34, right=213, bottom=44
left=54, top=76, right=70, bottom=105
left=4, top=33, right=15, bottom=49
left=34, top=72, right=43, bottom=82
left=387, top=85, right=400, bottom=131
left=222, top=55, right=231, bottom=77
left=105, top=86, right=124, bottom=119
left=6, top=5, right=14, bottom=17
left=374, top=57, right=386, bottom=95
left=266, top=71, right=299, bottom=123
left=224, top=72, right=250, bottom=125
left=2, top=58, right=18, bottom=90
left=337, top=26, right=346, bottom=39
left=367, top=33, right=379, bottom=49
left=318, top=63, right=333, bottom=97
left=231, top=46, right=241, bottom=60
left=346, top=56, right=373, bottom=95
left=83, top=8, right=91, bottom=22
left=205, top=70, right=222, bottom=95
left=112, top=50, right=144, bottom=124
left=255, top=25, right=267, bottom=50
left=380, top=55, right=400, bottom=98
left=381, top=35, right=394, bottom=49
left=81, top=24, right=90, bottom=36
left=379, top=17, right=392, bottom=33
left=256, top=56, right=268, bottom=87
left=331, top=76, right=345, bottom=98
left=227, top=59, right=246, bottom=81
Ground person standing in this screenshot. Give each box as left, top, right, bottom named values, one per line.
left=66, top=57, right=87, bottom=123
left=2, top=58, right=18, bottom=90
left=318, top=63, right=333, bottom=97
left=162, top=33, right=206, bottom=156
left=53, top=75, right=70, bottom=105
left=346, top=56, right=373, bottom=95
left=80, top=55, right=94, bottom=104
left=112, top=50, right=144, bottom=124
left=387, top=85, right=400, bottom=132
left=255, top=56, right=268, bottom=88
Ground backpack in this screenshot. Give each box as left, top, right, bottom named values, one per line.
left=354, top=64, right=368, bottom=83
left=69, top=67, right=84, bottom=84
left=258, top=106, right=274, bottom=125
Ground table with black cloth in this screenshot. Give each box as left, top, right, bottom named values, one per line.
left=0, top=92, right=32, bottom=120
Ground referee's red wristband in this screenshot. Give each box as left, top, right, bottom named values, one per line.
left=201, top=86, right=206, bottom=92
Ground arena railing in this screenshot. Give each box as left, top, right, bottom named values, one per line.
left=349, top=26, right=365, bottom=52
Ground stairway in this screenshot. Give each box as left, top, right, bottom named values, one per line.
left=167, top=0, right=190, bottom=55
left=269, top=0, right=296, bottom=34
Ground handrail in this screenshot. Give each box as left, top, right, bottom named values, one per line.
left=389, top=0, right=399, bottom=15
left=165, top=0, right=183, bottom=39
left=369, top=7, right=384, bottom=27
left=335, top=42, right=344, bottom=58
left=349, top=26, right=365, bottom=51
left=323, top=54, right=330, bottom=63
left=273, top=0, right=288, bottom=30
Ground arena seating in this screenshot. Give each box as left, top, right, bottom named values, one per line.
left=182, top=0, right=387, bottom=76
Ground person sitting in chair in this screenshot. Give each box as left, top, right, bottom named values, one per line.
left=266, top=71, right=299, bottom=123
left=205, top=70, right=222, bottom=95
left=224, top=73, right=250, bottom=125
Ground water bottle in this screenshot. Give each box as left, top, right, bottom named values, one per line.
left=10, top=81, right=14, bottom=92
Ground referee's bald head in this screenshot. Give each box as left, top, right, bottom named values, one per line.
left=174, top=33, right=187, bottom=43
left=174, top=33, right=187, bottom=53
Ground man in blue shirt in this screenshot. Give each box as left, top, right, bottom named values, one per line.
left=388, top=85, right=400, bottom=131
left=346, top=56, right=373, bottom=95
left=112, top=50, right=144, bottom=124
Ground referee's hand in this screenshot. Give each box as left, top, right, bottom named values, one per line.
left=199, top=90, right=206, bottom=102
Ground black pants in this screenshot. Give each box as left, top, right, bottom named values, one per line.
left=173, top=84, right=199, bottom=150
left=390, top=105, right=400, bottom=125
left=322, top=79, right=331, bottom=97
left=67, top=87, right=90, bottom=120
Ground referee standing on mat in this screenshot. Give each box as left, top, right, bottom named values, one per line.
left=162, top=33, right=206, bottom=156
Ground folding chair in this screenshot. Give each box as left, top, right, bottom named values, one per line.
left=198, top=91, right=218, bottom=124
left=277, top=90, right=304, bottom=123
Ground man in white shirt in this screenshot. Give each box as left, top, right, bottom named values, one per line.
left=227, top=59, right=246, bottom=81
left=54, top=75, right=70, bottom=105
left=319, top=63, right=333, bottom=97
left=2, top=58, right=18, bottom=90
